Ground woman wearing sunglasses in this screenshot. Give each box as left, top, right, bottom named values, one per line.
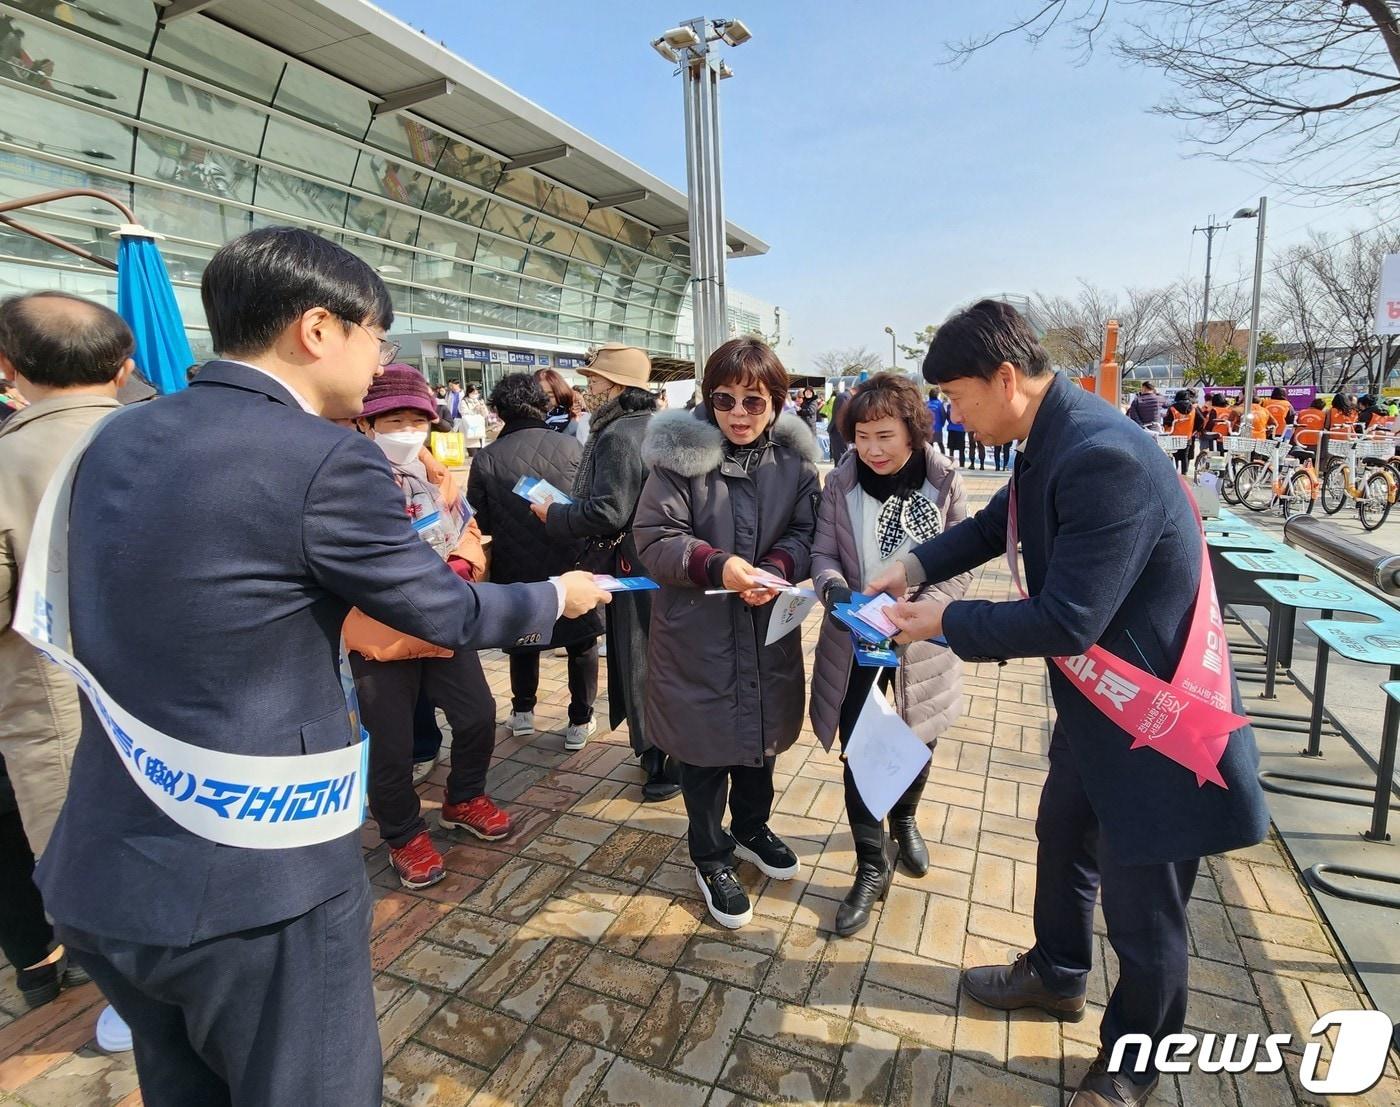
left=810, top=372, right=971, bottom=937
left=633, top=337, right=821, bottom=930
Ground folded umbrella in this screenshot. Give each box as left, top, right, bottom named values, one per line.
left=115, top=225, right=195, bottom=395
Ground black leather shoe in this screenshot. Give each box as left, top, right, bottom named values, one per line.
left=640, top=749, right=681, bottom=803
left=961, top=952, right=1087, bottom=1021
left=834, top=843, right=895, bottom=938
left=17, top=955, right=64, bottom=1010
left=1069, top=1052, right=1159, bottom=1106
left=888, top=814, right=929, bottom=876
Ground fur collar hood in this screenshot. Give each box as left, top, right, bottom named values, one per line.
left=642, top=407, right=820, bottom=477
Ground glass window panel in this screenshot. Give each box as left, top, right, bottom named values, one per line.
left=627, top=282, right=658, bottom=309
left=542, top=186, right=589, bottom=226
left=438, top=141, right=503, bottom=190
left=480, top=201, right=535, bottom=244
left=518, top=278, right=561, bottom=311
left=137, top=183, right=251, bottom=243
left=634, top=258, right=667, bottom=287
left=2, top=15, right=144, bottom=112
left=655, top=289, right=683, bottom=316
left=471, top=268, right=519, bottom=302
left=11, top=0, right=156, bottom=54
left=351, top=153, right=432, bottom=207
left=412, top=287, right=470, bottom=323
left=604, top=248, right=640, bottom=278
left=661, top=266, right=688, bottom=293
left=414, top=224, right=478, bottom=287
left=583, top=206, right=625, bottom=240
left=596, top=271, right=630, bottom=302
left=262, top=118, right=358, bottom=181
left=623, top=328, right=648, bottom=347
left=422, top=180, right=488, bottom=228
left=142, top=75, right=268, bottom=154
left=494, top=170, right=551, bottom=209
left=614, top=217, right=651, bottom=251
left=521, top=250, right=566, bottom=285
left=274, top=64, right=369, bottom=139
left=528, top=216, right=576, bottom=257
left=625, top=304, right=653, bottom=329
left=344, top=196, right=421, bottom=245
left=558, top=317, right=590, bottom=340
left=474, top=234, right=525, bottom=273
left=335, top=235, right=415, bottom=279
left=564, top=262, right=600, bottom=293
left=363, top=115, right=446, bottom=167
left=560, top=289, right=594, bottom=317
left=516, top=307, right=558, bottom=336
left=153, top=17, right=283, bottom=100
left=253, top=165, right=349, bottom=227
left=0, top=211, right=111, bottom=267
left=134, top=132, right=256, bottom=203
left=470, top=299, right=517, bottom=329
left=0, top=87, right=134, bottom=171
left=0, top=257, right=116, bottom=305
left=571, top=233, right=610, bottom=268
left=597, top=297, right=626, bottom=325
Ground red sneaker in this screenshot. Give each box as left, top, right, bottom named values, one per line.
left=388, top=831, right=446, bottom=889
left=439, top=795, right=512, bottom=841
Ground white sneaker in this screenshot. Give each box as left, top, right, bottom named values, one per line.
left=96, top=1004, right=133, bottom=1053
left=507, top=711, right=534, bottom=737
left=563, top=718, right=596, bottom=751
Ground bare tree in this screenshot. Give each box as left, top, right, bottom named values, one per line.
left=949, top=2, right=1400, bottom=203
left=1157, top=277, right=1255, bottom=383
left=1034, top=282, right=1174, bottom=375
left=812, top=346, right=883, bottom=378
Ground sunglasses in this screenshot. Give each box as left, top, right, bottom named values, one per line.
left=710, top=392, right=769, bottom=415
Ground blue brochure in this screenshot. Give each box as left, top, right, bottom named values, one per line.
left=593, top=575, right=660, bottom=592
left=853, top=634, right=898, bottom=667
left=832, top=602, right=894, bottom=648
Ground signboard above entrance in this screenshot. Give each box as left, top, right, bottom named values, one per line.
left=440, top=344, right=491, bottom=362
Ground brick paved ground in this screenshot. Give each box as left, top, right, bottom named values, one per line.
left=2, top=481, right=1397, bottom=1107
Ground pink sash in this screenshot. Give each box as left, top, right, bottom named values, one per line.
left=1006, top=475, right=1245, bottom=788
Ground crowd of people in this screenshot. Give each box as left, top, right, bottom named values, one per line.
left=0, top=227, right=1277, bottom=1107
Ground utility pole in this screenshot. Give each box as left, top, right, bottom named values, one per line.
left=1193, top=215, right=1229, bottom=350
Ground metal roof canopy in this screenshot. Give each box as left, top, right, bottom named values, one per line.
left=184, top=0, right=768, bottom=258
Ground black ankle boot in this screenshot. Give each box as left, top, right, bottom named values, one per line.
left=834, top=841, right=894, bottom=938
left=888, top=813, right=929, bottom=876
left=640, top=748, right=680, bottom=803
left=17, top=956, right=64, bottom=1010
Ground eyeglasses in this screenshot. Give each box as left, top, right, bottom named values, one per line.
left=709, top=392, right=769, bottom=415
left=354, top=321, right=401, bottom=366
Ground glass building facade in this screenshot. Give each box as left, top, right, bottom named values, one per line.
left=0, top=0, right=699, bottom=383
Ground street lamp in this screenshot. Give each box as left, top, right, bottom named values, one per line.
left=883, top=325, right=897, bottom=371
left=1234, top=197, right=1267, bottom=412
left=650, top=17, right=752, bottom=379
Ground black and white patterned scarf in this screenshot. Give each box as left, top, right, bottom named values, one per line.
left=875, top=491, right=943, bottom=560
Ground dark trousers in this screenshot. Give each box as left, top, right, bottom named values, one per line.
left=946, top=430, right=967, bottom=467
left=970, top=438, right=987, bottom=469
left=679, top=758, right=776, bottom=873
left=994, top=443, right=1012, bottom=471
left=508, top=638, right=599, bottom=725
left=1026, top=727, right=1200, bottom=1077
left=1174, top=439, right=1196, bottom=475
left=0, top=806, right=53, bottom=970
left=57, top=880, right=379, bottom=1107
left=837, top=663, right=931, bottom=863
left=351, top=651, right=496, bottom=848
left=412, top=691, right=442, bottom=764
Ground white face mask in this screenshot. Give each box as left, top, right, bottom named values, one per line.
left=374, top=429, right=428, bottom=466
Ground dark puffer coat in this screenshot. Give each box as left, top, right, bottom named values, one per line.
left=633, top=410, right=821, bottom=769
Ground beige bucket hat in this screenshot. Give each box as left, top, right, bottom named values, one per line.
left=582, top=343, right=651, bottom=389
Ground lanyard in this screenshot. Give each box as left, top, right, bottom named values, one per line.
left=1006, top=470, right=1245, bottom=789
left=13, top=414, right=368, bottom=847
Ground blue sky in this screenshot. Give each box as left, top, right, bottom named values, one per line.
left=381, top=1, right=1372, bottom=368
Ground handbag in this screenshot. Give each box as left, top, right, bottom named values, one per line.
left=574, top=531, right=627, bottom=575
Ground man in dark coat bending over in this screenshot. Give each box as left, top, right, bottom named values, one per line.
left=869, top=300, right=1270, bottom=1107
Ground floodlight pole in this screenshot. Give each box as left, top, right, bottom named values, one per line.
left=656, top=18, right=747, bottom=381
left=1240, top=196, right=1267, bottom=412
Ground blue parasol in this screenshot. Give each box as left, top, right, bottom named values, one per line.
left=115, top=225, right=194, bottom=394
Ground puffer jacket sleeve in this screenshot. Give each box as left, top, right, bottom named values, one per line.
left=810, top=470, right=849, bottom=599
left=632, top=467, right=701, bottom=588
left=759, top=460, right=820, bottom=585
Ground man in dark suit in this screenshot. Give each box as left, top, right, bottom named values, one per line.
left=871, top=301, right=1270, bottom=1107
left=34, top=227, right=609, bottom=1106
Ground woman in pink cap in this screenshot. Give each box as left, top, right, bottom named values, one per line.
left=343, top=364, right=510, bottom=890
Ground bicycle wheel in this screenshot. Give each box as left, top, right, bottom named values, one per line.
left=1320, top=461, right=1347, bottom=514
left=1220, top=460, right=1245, bottom=505
left=1283, top=468, right=1317, bottom=517
left=1358, top=470, right=1394, bottom=532
left=1235, top=462, right=1273, bottom=512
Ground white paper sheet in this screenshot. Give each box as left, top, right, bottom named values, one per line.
left=845, top=684, right=932, bottom=821
left=852, top=592, right=899, bottom=637
left=765, top=591, right=818, bottom=645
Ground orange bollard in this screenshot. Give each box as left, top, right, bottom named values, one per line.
left=1099, top=319, right=1120, bottom=410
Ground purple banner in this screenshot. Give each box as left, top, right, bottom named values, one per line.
left=1204, top=385, right=1317, bottom=407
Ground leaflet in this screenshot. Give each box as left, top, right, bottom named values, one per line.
left=513, top=476, right=573, bottom=505
left=765, top=590, right=818, bottom=645
left=592, top=575, right=660, bottom=592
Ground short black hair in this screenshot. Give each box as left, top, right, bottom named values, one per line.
left=922, top=299, right=1049, bottom=384
left=201, top=226, right=392, bottom=358
left=1271, top=387, right=1287, bottom=400
left=0, top=291, right=134, bottom=387
left=489, top=372, right=548, bottom=422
